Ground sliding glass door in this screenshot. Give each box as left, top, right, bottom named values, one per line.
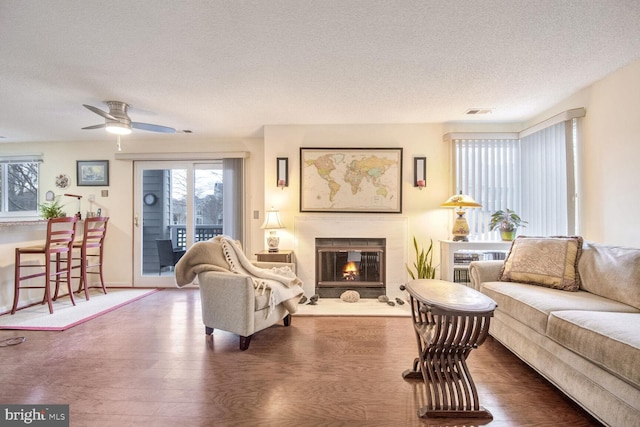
left=133, top=159, right=243, bottom=287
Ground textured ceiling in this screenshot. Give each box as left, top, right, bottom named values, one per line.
left=2, top=0, right=640, bottom=143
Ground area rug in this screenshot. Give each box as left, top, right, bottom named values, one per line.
left=0, top=288, right=159, bottom=331
left=293, top=298, right=411, bottom=317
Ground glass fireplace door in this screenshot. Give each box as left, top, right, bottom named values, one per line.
left=317, top=249, right=384, bottom=287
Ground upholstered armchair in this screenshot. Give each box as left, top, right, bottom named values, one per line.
left=175, top=236, right=303, bottom=351
left=197, top=261, right=295, bottom=350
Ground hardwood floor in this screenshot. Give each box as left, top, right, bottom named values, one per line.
left=0, top=288, right=602, bottom=426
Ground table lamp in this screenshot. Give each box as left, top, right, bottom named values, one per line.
left=441, top=191, right=482, bottom=241
left=64, top=193, right=83, bottom=220
left=261, top=208, right=285, bottom=252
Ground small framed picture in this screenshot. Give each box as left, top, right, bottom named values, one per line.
left=77, top=160, right=109, bottom=186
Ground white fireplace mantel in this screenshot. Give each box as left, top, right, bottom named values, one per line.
left=293, top=216, right=408, bottom=300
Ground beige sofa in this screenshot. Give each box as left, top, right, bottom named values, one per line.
left=469, top=240, right=640, bottom=427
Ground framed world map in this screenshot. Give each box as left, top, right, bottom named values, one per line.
left=300, top=147, right=403, bottom=213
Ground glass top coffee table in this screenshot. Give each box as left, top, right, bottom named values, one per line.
left=402, top=279, right=497, bottom=420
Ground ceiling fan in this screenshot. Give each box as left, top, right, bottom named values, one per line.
left=82, top=100, right=176, bottom=135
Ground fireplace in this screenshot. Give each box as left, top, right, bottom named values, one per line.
left=315, top=238, right=385, bottom=298
left=294, top=216, right=407, bottom=301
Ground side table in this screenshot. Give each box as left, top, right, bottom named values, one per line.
left=402, top=279, right=497, bottom=420
left=255, top=250, right=293, bottom=263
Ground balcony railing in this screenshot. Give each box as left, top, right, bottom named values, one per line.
left=169, top=225, right=223, bottom=249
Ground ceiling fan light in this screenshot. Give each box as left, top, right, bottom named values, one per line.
left=106, top=122, right=132, bottom=135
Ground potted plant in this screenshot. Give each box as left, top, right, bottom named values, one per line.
left=489, top=209, right=527, bottom=241
left=406, top=236, right=437, bottom=280
left=39, top=198, right=66, bottom=219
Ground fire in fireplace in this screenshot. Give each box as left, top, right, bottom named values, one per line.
left=343, top=261, right=359, bottom=280
left=315, top=238, right=385, bottom=298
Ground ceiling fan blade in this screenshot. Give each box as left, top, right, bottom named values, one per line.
left=83, top=104, right=117, bottom=121
left=132, top=122, right=176, bottom=133
left=82, top=124, right=108, bottom=130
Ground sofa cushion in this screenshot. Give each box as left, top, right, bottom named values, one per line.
left=547, top=310, right=640, bottom=388
left=480, top=281, right=638, bottom=334
left=578, top=241, right=640, bottom=310
left=499, top=236, right=583, bottom=291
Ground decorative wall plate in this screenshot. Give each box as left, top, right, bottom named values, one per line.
left=55, top=174, right=70, bottom=189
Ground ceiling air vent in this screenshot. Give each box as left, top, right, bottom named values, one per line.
left=466, top=108, right=493, bottom=115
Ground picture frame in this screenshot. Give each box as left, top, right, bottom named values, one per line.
left=77, top=160, right=109, bottom=186
left=300, top=147, right=403, bottom=213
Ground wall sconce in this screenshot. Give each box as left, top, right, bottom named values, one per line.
left=277, top=157, right=288, bottom=189
left=414, top=157, right=426, bottom=189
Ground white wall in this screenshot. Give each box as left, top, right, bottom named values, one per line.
left=263, top=124, right=453, bottom=294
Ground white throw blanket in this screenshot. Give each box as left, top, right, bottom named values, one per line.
left=175, top=236, right=303, bottom=316
left=220, top=237, right=303, bottom=315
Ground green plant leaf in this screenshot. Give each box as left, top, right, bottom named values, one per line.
left=489, top=208, right=527, bottom=231
left=406, top=236, right=437, bottom=280
left=39, top=198, right=66, bottom=219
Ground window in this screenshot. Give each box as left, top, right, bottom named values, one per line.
left=448, top=109, right=584, bottom=239
left=452, top=136, right=520, bottom=240
left=0, top=155, right=42, bottom=217
left=520, top=121, right=575, bottom=236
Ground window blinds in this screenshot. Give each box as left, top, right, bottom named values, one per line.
left=520, top=121, right=574, bottom=236
left=0, top=154, right=43, bottom=164
left=451, top=113, right=581, bottom=239
left=454, top=138, right=520, bottom=240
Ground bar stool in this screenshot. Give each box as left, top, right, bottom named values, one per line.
left=12, top=216, right=78, bottom=314
left=71, top=216, right=109, bottom=300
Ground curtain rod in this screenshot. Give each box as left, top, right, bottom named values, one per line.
left=114, top=151, right=250, bottom=160
left=519, top=108, right=585, bottom=138
left=443, top=108, right=586, bottom=141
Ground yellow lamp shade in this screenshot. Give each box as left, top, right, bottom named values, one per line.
left=441, top=192, right=482, bottom=241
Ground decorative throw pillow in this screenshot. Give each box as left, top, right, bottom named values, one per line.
left=499, top=236, right=583, bottom=291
